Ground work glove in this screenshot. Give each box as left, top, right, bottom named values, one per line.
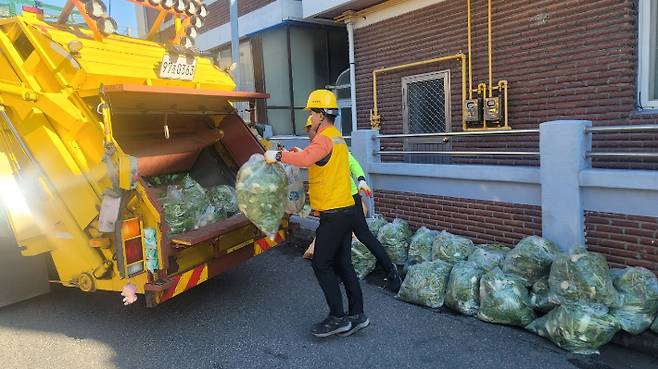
left=264, top=150, right=280, bottom=164
left=358, top=180, right=372, bottom=198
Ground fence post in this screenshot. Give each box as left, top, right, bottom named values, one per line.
left=350, top=129, right=380, bottom=216
left=540, top=120, right=592, bottom=252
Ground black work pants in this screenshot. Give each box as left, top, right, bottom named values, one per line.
left=352, top=194, right=393, bottom=274
left=312, top=206, right=363, bottom=317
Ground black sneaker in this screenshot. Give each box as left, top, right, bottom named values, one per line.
left=337, top=313, right=370, bottom=337
left=385, top=264, right=402, bottom=293
left=311, top=315, right=352, bottom=338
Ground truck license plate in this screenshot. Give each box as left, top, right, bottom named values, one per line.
left=159, top=54, right=196, bottom=81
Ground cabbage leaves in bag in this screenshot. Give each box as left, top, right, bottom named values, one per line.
left=352, top=240, right=376, bottom=279
left=445, top=261, right=483, bottom=316
left=407, top=227, right=439, bottom=265
left=207, top=185, right=238, bottom=219
left=502, top=236, right=561, bottom=286
left=609, top=267, right=658, bottom=334
left=529, top=277, right=556, bottom=313
left=548, top=246, right=620, bottom=308
left=377, top=218, right=413, bottom=265
left=366, top=214, right=388, bottom=235
left=526, top=303, right=620, bottom=355
left=468, top=244, right=510, bottom=271
left=432, top=231, right=475, bottom=264
left=397, top=260, right=452, bottom=308
left=236, top=154, right=288, bottom=238
left=478, top=267, right=536, bottom=327
left=161, top=186, right=195, bottom=234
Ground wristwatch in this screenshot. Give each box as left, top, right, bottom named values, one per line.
left=276, top=151, right=282, bottom=161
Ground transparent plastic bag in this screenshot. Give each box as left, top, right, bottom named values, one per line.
left=161, top=186, right=195, bottom=234
left=468, top=244, right=510, bottom=271
left=407, top=226, right=439, bottom=265
left=236, top=154, right=288, bottom=239
left=502, top=236, right=561, bottom=286
left=478, top=267, right=536, bottom=327
left=366, top=214, right=388, bottom=235
left=548, top=246, right=620, bottom=308
left=651, top=315, right=658, bottom=334
left=207, top=185, right=238, bottom=219
left=397, top=260, right=453, bottom=308
left=282, top=164, right=305, bottom=215
left=609, top=267, right=658, bottom=334
left=445, top=261, right=483, bottom=316
left=529, top=277, right=556, bottom=313
left=377, top=218, right=413, bottom=265
left=432, top=231, right=475, bottom=264
left=352, top=239, right=376, bottom=279
left=526, top=303, right=620, bottom=355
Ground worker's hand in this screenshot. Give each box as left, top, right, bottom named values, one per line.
left=264, top=150, right=280, bottom=164
left=358, top=180, right=372, bottom=198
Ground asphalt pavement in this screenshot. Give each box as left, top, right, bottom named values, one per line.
left=0, top=241, right=657, bottom=369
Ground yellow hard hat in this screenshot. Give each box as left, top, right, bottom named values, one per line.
left=305, top=116, right=313, bottom=128
left=305, top=89, right=338, bottom=111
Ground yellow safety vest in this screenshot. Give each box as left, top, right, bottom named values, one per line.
left=308, top=126, right=355, bottom=212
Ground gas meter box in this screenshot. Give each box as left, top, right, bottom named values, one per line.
left=464, top=99, right=482, bottom=122
left=484, top=97, right=501, bottom=121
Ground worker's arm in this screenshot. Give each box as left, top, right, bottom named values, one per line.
left=279, top=135, right=333, bottom=168
left=348, top=152, right=366, bottom=182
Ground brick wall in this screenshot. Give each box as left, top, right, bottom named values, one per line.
left=586, top=212, right=658, bottom=274
left=354, top=0, right=658, bottom=169
left=198, top=0, right=275, bottom=33
left=373, top=190, right=542, bottom=246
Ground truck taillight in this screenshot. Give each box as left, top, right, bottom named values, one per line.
left=122, top=218, right=145, bottom=276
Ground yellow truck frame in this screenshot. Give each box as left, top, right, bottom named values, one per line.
left=0, top=6, right=285, bottom=307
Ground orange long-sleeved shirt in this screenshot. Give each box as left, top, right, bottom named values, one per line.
left=280, top=125, right=333, bottom=167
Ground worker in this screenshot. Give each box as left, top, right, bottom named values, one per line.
left=264, top=89, right=367, bottom=338
left=300, top=116, right=402, bottom=293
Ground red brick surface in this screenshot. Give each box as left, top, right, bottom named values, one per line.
left=586, top=212, right=658, bottom=274
left=354, top=0, right=658, bottom=169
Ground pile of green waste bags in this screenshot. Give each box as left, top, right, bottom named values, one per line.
left=432, top=231, right=475, bottom=264
left=526, top=303, right=620, bottom=355
left=502, top=236, right=561, bottom=286
left=352, top=240, right=376, bottom=279
left=529, top=277, right=555, bottom=313
left=236, top=154, right=288, bottom=239
left=445, top=261, right=483, bottom=316
left=652, top=316, right=658, bottom=334
left=366, top=214, right=388, bottom=235
left=377, top=218, right=413, bottom=265
left=609, top=267, right=658, bottom=334
left=150, top=174, right=239, bottom=234
left=478, top=267, right=536, bottom=327
left=548, top=246, right=620, bottom=308
left=407, top=227, right=439, bottom=265
left=397, top=260, right=452, bottom=308
left=468, top=244, right=510, bottom=271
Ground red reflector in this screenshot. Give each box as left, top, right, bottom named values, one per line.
left=22, top=6, right=44, bottom=15
left=125, top=238, right=144, bottom=265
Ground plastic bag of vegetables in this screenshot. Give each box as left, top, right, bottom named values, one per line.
left=397, top=260, right=452, bottom=308
left=207, top=185, right=239, bottom=219
left=407, top=227, right=439, bottom=265
left=352, top=240, right=376, bottom=279
left=366, top=214, right=388, bottom=235
left=502, top=236, right=561, bottom=286
left=445, top=261, right=483, bottom=316
left=478, top=267, right=536, bottom=327
left=609, top=267, right=658, bottom=334
left=526, top=303, right=620, bottom=355
left=377, top=218, right=413, bottom=265
left=432, top=231, right=475, bottom=264
left=548, top=246, right=620, bottom=308
left=236, top=154, right=288, bottom=239
left=161, top=186, right=195, bottom=234
left=468, top=244, right=510, bottom=271
left=529, top=277, right=556, bottom=313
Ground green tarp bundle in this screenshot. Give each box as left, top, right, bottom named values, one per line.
left=352, top=239, right=376, bottom=279
left=609, top=267, right=658, bottom=334
left=502, top=236, right=561, bottom=286
left=468, top=244, right=510, bottom=271
left=431, top=231, right=475, bottom=264
left=445, top=261, right=483, bottom=316
left=548, top=246, right=620, bottom=308
left=377, top=218, right=413, bottom=265
left=236, top=154, right=288, bottom=239
left=478, top=267, right=536, bottom=327
left=407, top=227, right=439, bottom=265
left=526, top=303, right=620, bottom=355
left=397, top=260, right=453, bottom=308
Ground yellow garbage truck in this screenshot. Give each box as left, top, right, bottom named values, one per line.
left=0, top=4, right=285, bottom=307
